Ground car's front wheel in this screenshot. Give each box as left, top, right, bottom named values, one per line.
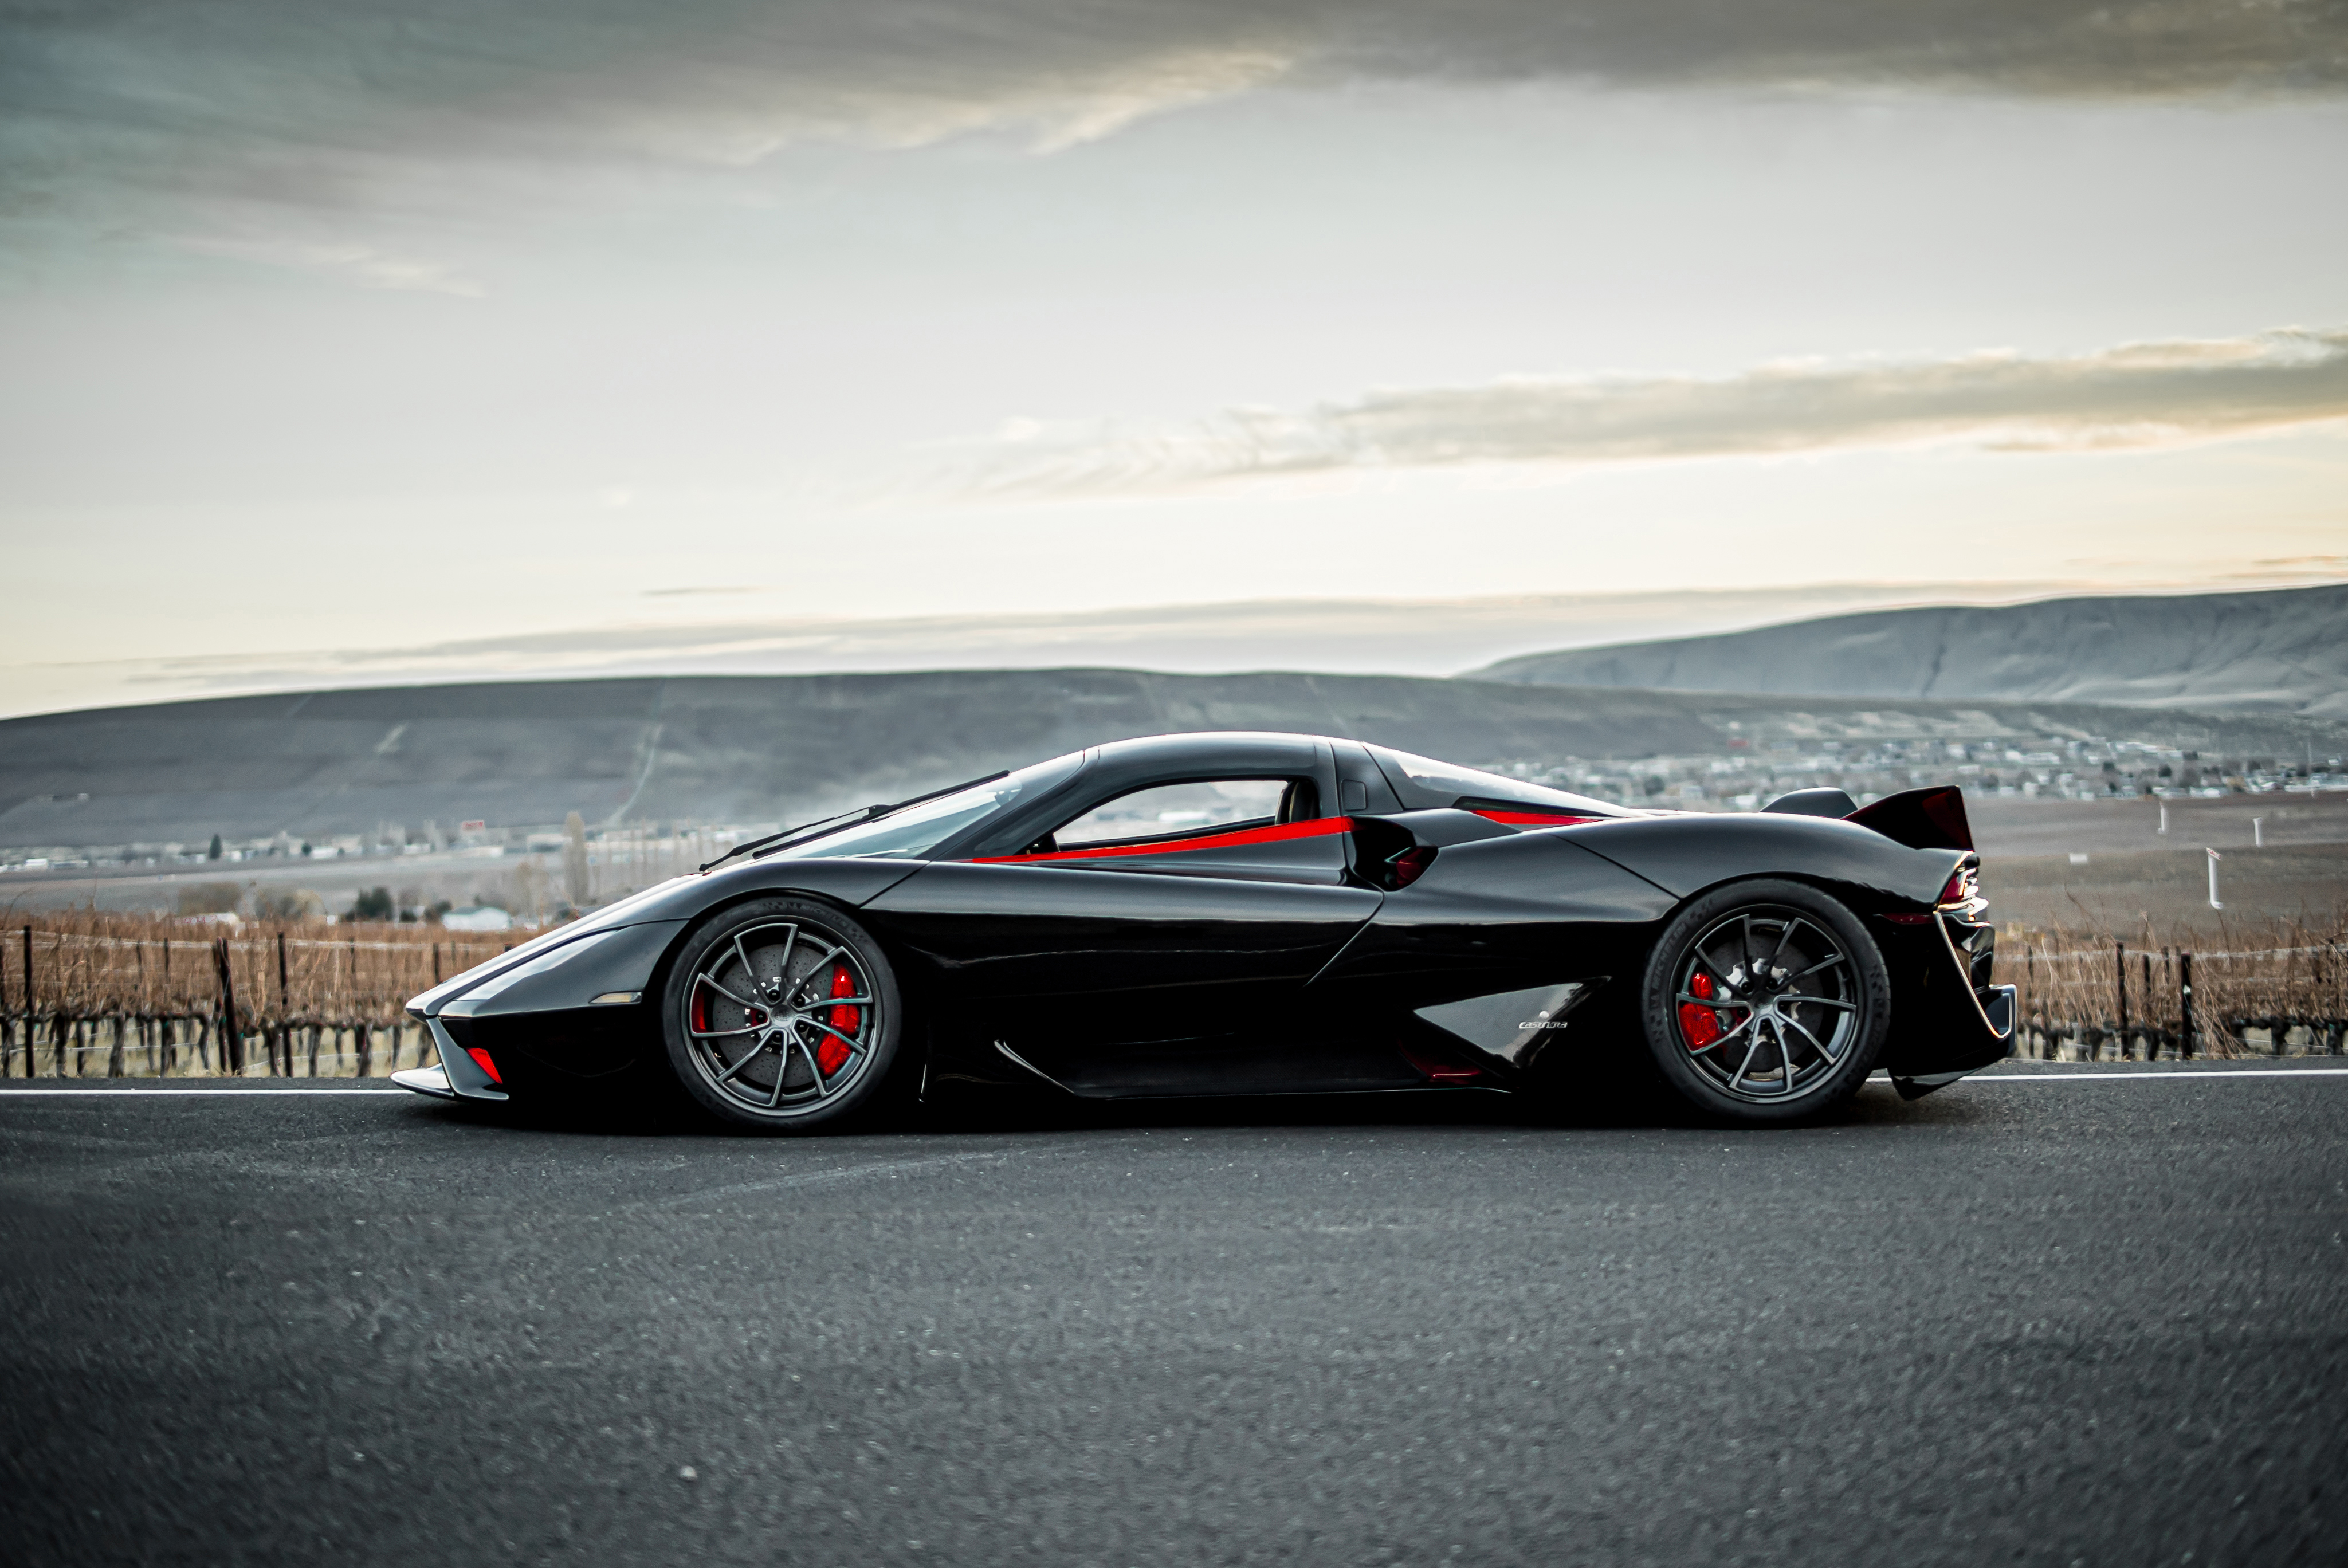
left=1639, top=878, right=1890, bottom=1124
left=660, top=897, right=905, bottom=1133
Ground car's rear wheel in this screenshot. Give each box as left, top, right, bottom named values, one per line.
left=1639, top=879, right=1889, bottom=1125
left=661, top=897, right=904, bottom=1132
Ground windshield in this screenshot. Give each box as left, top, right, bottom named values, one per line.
left=765, top=751, right=1087, bottom=861
left=1370, top=746, right=1625, bottom=817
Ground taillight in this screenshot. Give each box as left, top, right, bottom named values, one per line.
left=1937, top=863, right=1982, bottom=909
left=466, top=1047, right=503, bottom=1084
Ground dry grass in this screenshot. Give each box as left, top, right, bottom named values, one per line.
left=2001, top=907, right=2347, bottom=1059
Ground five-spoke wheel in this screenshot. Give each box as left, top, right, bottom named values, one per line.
left=661, top=897, right=902, bottom=1130
left=1641, top=879, right=1889, bottom=1123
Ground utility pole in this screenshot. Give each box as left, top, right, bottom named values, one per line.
left=563, top=811, right=591, bottom=910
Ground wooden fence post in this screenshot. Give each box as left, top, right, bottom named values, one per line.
left=214, top=938, right=243, bottom=1076
left=2115, top=941, right=2129, bottom=1054
left=21, top=926, right=33, bottom=1077
left=2179, top=951, right=2195, bottom=1059
left=274, top=932, right=289, bottom=1075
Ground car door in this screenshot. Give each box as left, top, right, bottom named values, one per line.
left=862, top=760, right=1387, bottom=1095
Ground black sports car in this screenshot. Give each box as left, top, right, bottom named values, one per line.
left=394, top=730, right=2016, bottom=1128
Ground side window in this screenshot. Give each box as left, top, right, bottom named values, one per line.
left=1051, top=779, right=1298, bottom=850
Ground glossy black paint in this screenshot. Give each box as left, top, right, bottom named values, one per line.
left=1563, top=812, right=1964, bottom=907
left=1333, top=740, right=1407, bottom=816
left=400, top=729, right=2014, bottom=1110
left=437, top=1002, right=649, bottom=1086
left=1310, top=831, right=1676, bottom=1079
left=408, top=858, right=921, bottom=1017
left=1848, top=784, right=1976, bottom=852
left=1762, top=787, right=1858, bottom=818
left=866, top=859, right=1384, bottom=1096
left=1874, top=910, right=2013, bottom=1091
left=441, top=919, right=686, bottom=1019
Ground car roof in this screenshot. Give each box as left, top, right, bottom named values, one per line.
left=1086, top=730, right=1334, bottom=771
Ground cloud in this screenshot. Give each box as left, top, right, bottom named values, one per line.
left=3, top=2, right=2342, bottom=241
left=933, top=327, right=2348, bottom=499
left=168, top=235, right=486, bottom=296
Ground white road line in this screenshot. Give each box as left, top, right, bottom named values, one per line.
left=1970, top=1068, right=2348, bottom=1082
left=0, top=1087, right=403, bottom=1096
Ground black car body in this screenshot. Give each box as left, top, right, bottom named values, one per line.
left=395, top=731, right=2015, bottom=1125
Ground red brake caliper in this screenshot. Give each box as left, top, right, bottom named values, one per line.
left=1679, top=970, right=1724, bottom=1051
left=816, top=962, right=858, bottom=1075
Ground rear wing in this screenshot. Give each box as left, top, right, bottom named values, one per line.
left=1846, top=785, right=1973, bottom=852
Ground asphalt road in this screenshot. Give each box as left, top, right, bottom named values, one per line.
left=3, top=1067, right=2344, bottom=1566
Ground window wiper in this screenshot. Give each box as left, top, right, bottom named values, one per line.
left=696, top=805, right=870, bottom=874
left=697, top=769, right=1011, bottom=873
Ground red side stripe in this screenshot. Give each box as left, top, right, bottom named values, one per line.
left=1473, top=810, right=1601, bottom=827
left=975, top=815, right=1355, bottom=864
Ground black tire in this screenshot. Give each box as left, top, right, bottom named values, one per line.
left=1639, top=878, right=1890, bottom=1125
left=660, top=896, right=905, bottom=1133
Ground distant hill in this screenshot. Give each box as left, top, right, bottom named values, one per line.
left=1469, top=584, right=2348, bottom=717
left=4, top=669, right=2343, bottom=850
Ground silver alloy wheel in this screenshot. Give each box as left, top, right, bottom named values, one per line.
left=682, top=918, right=884, bottom=1118
left=1671, top=906, right=1862, bottom=1103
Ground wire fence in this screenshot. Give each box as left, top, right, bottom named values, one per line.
left=0, top=913, right=515, bottom=1079
left=2003, top=910, right=2348, bottom=1062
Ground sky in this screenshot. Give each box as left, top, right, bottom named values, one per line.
left=2, top=1, right=2345, bottom=717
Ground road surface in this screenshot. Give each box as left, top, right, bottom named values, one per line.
left=3, top=1064, right=2344, bottom=1565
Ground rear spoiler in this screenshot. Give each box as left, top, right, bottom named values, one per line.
left=1760, top=784, right=1974, bottom=851
left=1846, top=785, right=1973, bottom=852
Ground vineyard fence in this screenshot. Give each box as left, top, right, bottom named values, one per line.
left=0, top=914, right=512, bottom=1079
left=3, top=911, right=2343, bottom=1078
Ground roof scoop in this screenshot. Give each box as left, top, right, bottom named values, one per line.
left=1761, top=787, right=1857, bottom=818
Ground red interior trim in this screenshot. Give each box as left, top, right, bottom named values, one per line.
left=976, top=815, right=1354, bottom=864
left=1472, top=810, right=1601, bottom=828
